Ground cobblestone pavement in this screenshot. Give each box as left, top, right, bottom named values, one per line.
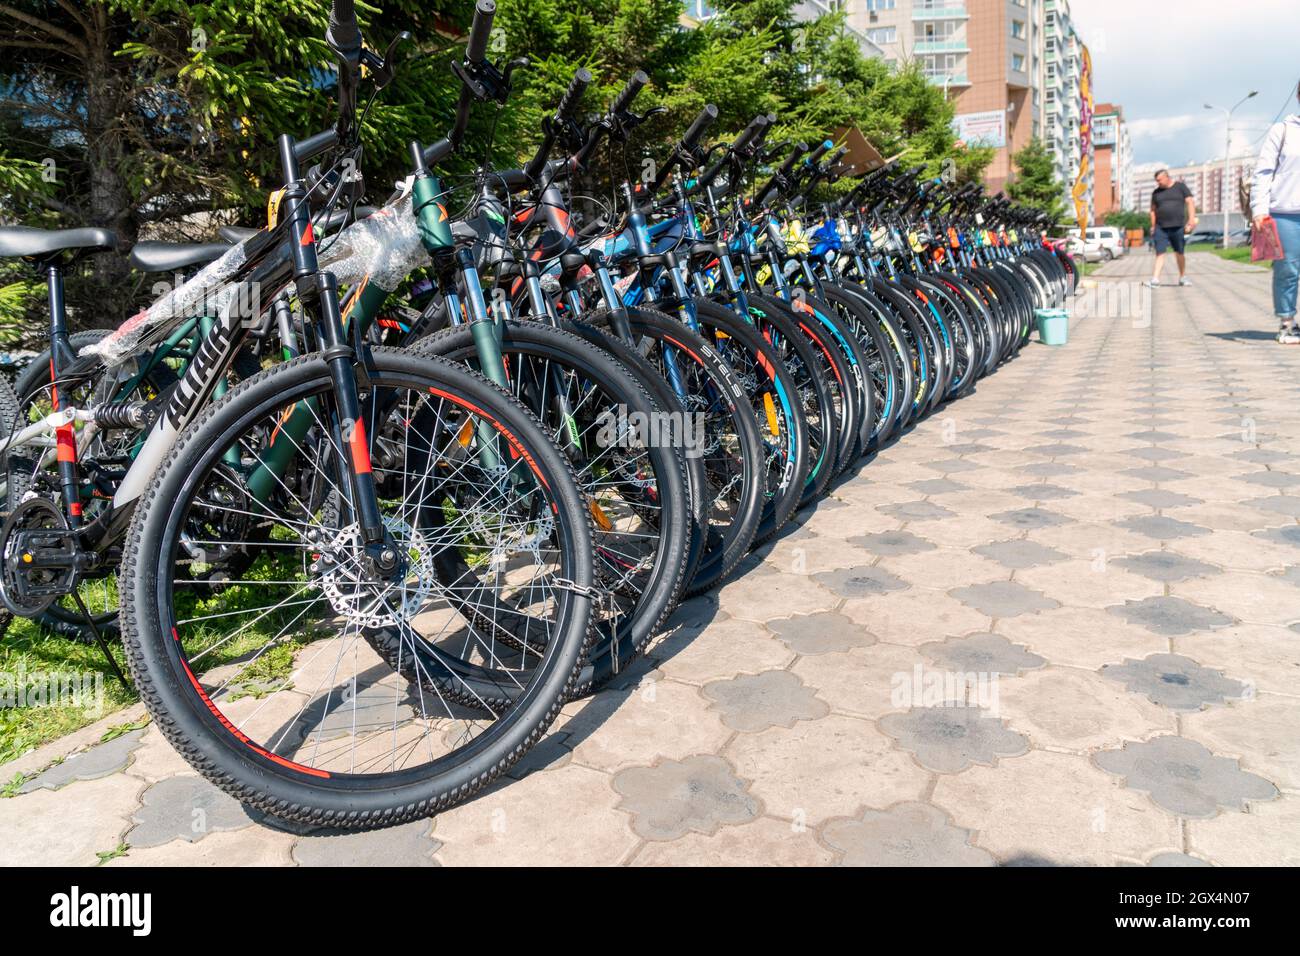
left=3, top=250, right=1298, bottom=866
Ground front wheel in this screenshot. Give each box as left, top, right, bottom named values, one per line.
left=120, top=349, right=595, bottom=829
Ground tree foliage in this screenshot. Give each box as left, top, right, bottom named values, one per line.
left=1006, top=137, right=1067, bottom=223
left=1, top=0, right=991, bottom=340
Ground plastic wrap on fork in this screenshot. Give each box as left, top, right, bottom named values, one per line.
left=81, top=242, right=253, bottom=368
left=314, top=193, right=432, bottom=292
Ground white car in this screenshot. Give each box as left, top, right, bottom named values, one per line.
left=1065, top=226, right=1126, bottom=261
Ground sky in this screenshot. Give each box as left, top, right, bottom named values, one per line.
left=1069, top=0, right=1300, bottom=168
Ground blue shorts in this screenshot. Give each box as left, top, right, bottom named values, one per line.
left=1153, top=226, right=1186, bottom=254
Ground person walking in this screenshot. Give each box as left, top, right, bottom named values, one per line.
left=1252, top=81, right=1300, bottom=344
left=1146, top=169, right=1197, bottom=287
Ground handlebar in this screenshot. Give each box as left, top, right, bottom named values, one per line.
left=327, top=0, right=362, bottom=62
left=465, top=0, right=494, bottom=62
left=523, top=67, right=592, bottom=182
left=754, top=141, right=809, bottom=206
left=611, top=70, right=648, bottom=115
left=649, top=104, right=717, bottom=192
left=422, top=0, right=499, bottom=166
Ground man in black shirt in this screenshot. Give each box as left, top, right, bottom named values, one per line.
left=1147, top=169, right=1197, bottom=287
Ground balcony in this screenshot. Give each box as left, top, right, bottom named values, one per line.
left=912, top=5, right=969, bottom=19
left=914, top=39, right=969, bottom=53
left=925, top=72, right=970, bottom=88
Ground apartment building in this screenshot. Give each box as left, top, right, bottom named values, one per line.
left=1093, top=102, right=1133, bottom=221
left=1043, top=0, right=1090, bottom=217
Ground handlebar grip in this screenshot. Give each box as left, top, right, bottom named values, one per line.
left=556, top=68, right=592, bottom=122
left=327, top=0, right=361, bottom=58
left=826, top=146, right=848, bottom=167
left=732, top=113, right=770, bottom=154
left=612, top=70, right=649, bottom=114
left=778, top=142, right=810, bottom=178
left=681, top=104, right=719, bottom=151
left=806, top=139, right=834, bottom=166
left=465, top=0, right=496, bottom=64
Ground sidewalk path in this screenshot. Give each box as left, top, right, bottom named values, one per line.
left=3, top=250, right=1297, bottom=866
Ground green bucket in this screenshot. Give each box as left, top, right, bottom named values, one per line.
left=1035, top=308, right=1069, bottom=346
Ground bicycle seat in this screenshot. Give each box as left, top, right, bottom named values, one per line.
left=0, top=225, right=117, bottom=260
left=129, top=241, right=231, bottom=273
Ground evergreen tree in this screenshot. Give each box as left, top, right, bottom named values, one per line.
left=1007, top=137, right=1066, bottom=221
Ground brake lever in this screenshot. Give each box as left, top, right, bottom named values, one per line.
left=366, top=31, right=411, bottom=90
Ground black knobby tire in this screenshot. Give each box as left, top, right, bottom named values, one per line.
left=120, top=349, right=596, bottom=829
left=577, top=307, right=765, bottom=597
left=407, top=320, right=691, bottom=692
left=690, top=298, right=815, bottom=538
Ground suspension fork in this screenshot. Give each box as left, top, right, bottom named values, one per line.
left=278, top=136, right=389, bottom=560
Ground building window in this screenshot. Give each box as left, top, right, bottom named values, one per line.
left=1011, top=20, right=1025, bottom=39
left=1012, top=53, right=1026, bottom=72
left=867, top=26, right=897, bottom=43
left=867, top=0, right=896, bottom=10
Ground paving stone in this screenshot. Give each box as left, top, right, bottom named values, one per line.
left=1146, top=852, right=1212, bottom=867
left=991, top=507, right=1073, bottom=530
left=1116, top=514, right=1212, bottom=540
left=1253, top=525, right=1300, bottom=550
left=0, top=773, right=142, bottom=866
left=563, top=679, right=730, bottom=775
left=1238, top=470, right=1300, bottom=488
left=702, top=670, right=829, bottom=733
left=920, top=457, right=983, bottom=474
left=1126, top=430, right=1184, bottom=443
left=18, top=729, right=146, bottom=793
left=612, top=755, right=759, bottom=841
left=766, top=611, right=876, bottom=656
left=127, top=775, right=261, bottom=847
left=1009, top=483, right=1079, bottom=501
left=1112, top=550, right=1222, bottom=582
left=651, top=616, right=796, bottom=684
left=819, top=802, right=994, bottom=867
left=907, top=475, right=970, bottom=497
left=847, top=529, right=937, bottom=557
left=1250, top=495, right=1300, bottom=517
left=107, top=827, right=295, bottom=867
left=879, top=706, right=1029, bottom=773
left=934, top=749, right=1183, bottom=865
left=1170, top=570, right=1300, bottom=625
left=292, top=819, right=440, bottom=866
left=1018, top=461, right=1083, bottom=478
left=1192, top=794, right=1300, bottom=866
left=631, top=816, right=835, bottom=866
left=811, top=565, right=909, bottom=599
left=999, top=667, right=1176, bottom=752
left=1122, top=466, right=1194, bottom=483
left=1119, top=488, right=1204, bottom=509
left=972, top=539, right=1068, bottom=569
left=435, top=763, right=638, bottom=865
left=1107, top=596, right=1234, bottom=637
left=1094, top=736, right=1278, bottom=818
left=1125, top=447, right=1190, bottom=462
left=728, top=714, right=929, bottom=827
left=1025, top=443, right=1090, bottom=458
left=1100, top=654, right=1247, bottom=711
left=948, top=580, right=1059, bottom=618
left=1232, top=448, right=1294, bottom=464
left=1185, top=695, right=1300, bottom=791
left=878, top=500, right=957, bottom=522
left=919, top=632, right=1045, bottom=676
left=716, top=568, right=838, bottom=624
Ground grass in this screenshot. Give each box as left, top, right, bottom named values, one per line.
left=0, top=614, right=138, bottom=766
left=1186, top=242, right=1268, bottom=267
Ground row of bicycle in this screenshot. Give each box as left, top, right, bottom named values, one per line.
left=0, top=0, right=1074, bottom=829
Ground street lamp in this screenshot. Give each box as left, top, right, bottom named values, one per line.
left=1204, top=91, right=1257, bottom=248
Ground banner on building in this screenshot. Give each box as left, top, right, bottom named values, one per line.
left=952, top=110, right=1007, bottom=149
left=1072, top=45, right=1094, bottom=234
